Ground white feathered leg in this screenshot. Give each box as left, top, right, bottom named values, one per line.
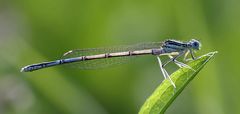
left=157, top=56, right=176, bottom=88
left=168, top=55, right=196, bottom=72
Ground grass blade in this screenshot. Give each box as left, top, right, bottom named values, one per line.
left=139, top=51, right=218, bottom=114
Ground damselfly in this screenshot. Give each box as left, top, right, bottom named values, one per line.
left=21, top=39, right=201, bottom=88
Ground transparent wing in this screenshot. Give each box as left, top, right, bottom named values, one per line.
left=62, top=42, right=162, bottom=69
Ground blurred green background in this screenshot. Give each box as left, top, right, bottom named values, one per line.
left=0, top=0, right=239, bottom=114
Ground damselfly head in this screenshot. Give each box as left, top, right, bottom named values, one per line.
left=189, top=39, right=201, bottom=50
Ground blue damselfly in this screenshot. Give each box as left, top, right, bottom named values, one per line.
left=21, top=39, right=201, bottom=88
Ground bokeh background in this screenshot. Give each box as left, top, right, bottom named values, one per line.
left=0, top=0, right=239, bottom=114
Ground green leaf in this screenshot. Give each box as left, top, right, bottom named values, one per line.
left=139, top=51, right=218, bottom=114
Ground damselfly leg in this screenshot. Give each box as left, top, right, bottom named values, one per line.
left=183, top=50, right=190, bottom=61
left=157, top=56, right=176, bottom=88
left=168, top=55, right=196, bottom=72
left=163, top=51, right=195, bottom=71
left=162, top=51, right=185, bottom=68
left=157, top=49, right=197, bottom=88
left=190, top=49, right=196, bottom=60
left=183, top=49, right=200, bottom=62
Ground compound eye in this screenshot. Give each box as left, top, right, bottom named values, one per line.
left=193, top=42, right=198, bottom=47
